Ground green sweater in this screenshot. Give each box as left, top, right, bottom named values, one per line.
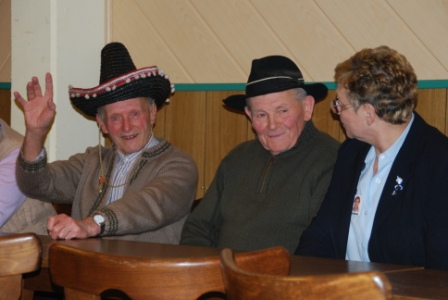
left=181, top=121, right=339, bottom=253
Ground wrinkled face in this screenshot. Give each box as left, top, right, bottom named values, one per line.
left=96, top=97, right=156, bottom=155
left=245, top=89, right=314, bottom=156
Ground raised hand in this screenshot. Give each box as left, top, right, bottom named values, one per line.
left=14, top=73, right=57, bottom=160
left=14, top=72, right=56, bottom=133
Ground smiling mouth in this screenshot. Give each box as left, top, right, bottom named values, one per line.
left=122, top=134, right=138, bottom=140
left=268, top=132, right=284, bottom=139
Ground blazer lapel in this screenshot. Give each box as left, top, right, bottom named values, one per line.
left=372, top=113, right=425, bottom=229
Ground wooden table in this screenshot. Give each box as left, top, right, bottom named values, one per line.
left=386, top=268, right=448, bottom=299
left=21, top=235, right=448, bottom=300
left=288, top=255, right=444, bottom=299
left=289, top=255, right=423, bottom=276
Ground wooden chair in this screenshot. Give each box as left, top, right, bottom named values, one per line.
left=220, top=248, right=393, bottom=300
left=48, top=244, right=290, bottom=300
left=0, top=233, right=41, bottom=300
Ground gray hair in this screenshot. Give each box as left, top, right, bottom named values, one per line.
left=245, top=87, right=307, bottom=111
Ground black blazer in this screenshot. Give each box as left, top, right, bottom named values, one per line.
left=296, top=113, right=448, bottom=270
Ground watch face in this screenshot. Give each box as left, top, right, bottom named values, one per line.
left=94, top=214, right=105, bottom=224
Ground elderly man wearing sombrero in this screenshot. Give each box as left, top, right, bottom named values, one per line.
left=14, top=42, right=198, bottom=242
left=181, top=55, right=340, bottom=253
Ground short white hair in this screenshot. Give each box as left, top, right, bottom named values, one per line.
left=245, top=87, right=307, bottom=111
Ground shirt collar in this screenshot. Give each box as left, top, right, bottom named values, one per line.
left=365, top=113, right=415, bottom=164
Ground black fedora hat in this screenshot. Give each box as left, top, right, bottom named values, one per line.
left=223, top=55, right=328, bottom=111
left=69, top=42, right=175, bottom=117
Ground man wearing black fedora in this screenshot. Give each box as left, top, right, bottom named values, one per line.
left=14, top=42, right=198, bottom=243
left=181, top=55, right=340, bottom=253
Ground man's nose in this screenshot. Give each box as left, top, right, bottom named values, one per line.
left=122, top=118, right=132, bottom=131
left=268, top=114, right=280, bottom=129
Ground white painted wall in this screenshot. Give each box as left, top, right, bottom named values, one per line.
left=11, top=0, right=107, bottom=161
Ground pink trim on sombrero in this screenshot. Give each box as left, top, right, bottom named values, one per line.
left=68, top=66, right=170, bottom=99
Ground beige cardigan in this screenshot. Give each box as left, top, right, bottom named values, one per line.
left=16, top=138, right=198, bottom=243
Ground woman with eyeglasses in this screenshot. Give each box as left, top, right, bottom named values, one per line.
left=296, top=45, right=448, bottom=270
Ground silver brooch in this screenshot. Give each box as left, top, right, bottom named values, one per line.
left=392, top=176, right=403, bottom=195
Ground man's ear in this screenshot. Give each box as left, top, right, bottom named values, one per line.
left=96, top=114, right=108, bottom=134
left=244, top=106, right=252, bottom=120
left=149, top=102, right=157, bottom=125
left=303, top=95, right=315, bottom=121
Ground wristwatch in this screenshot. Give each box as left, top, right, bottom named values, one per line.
left=93, top=213, right=105, bottom=235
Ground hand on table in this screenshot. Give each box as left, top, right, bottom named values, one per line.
left=47, top=214, right=101, bottom=240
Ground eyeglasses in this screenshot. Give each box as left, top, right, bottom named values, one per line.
left=330, top=97, right=352, bottom=115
